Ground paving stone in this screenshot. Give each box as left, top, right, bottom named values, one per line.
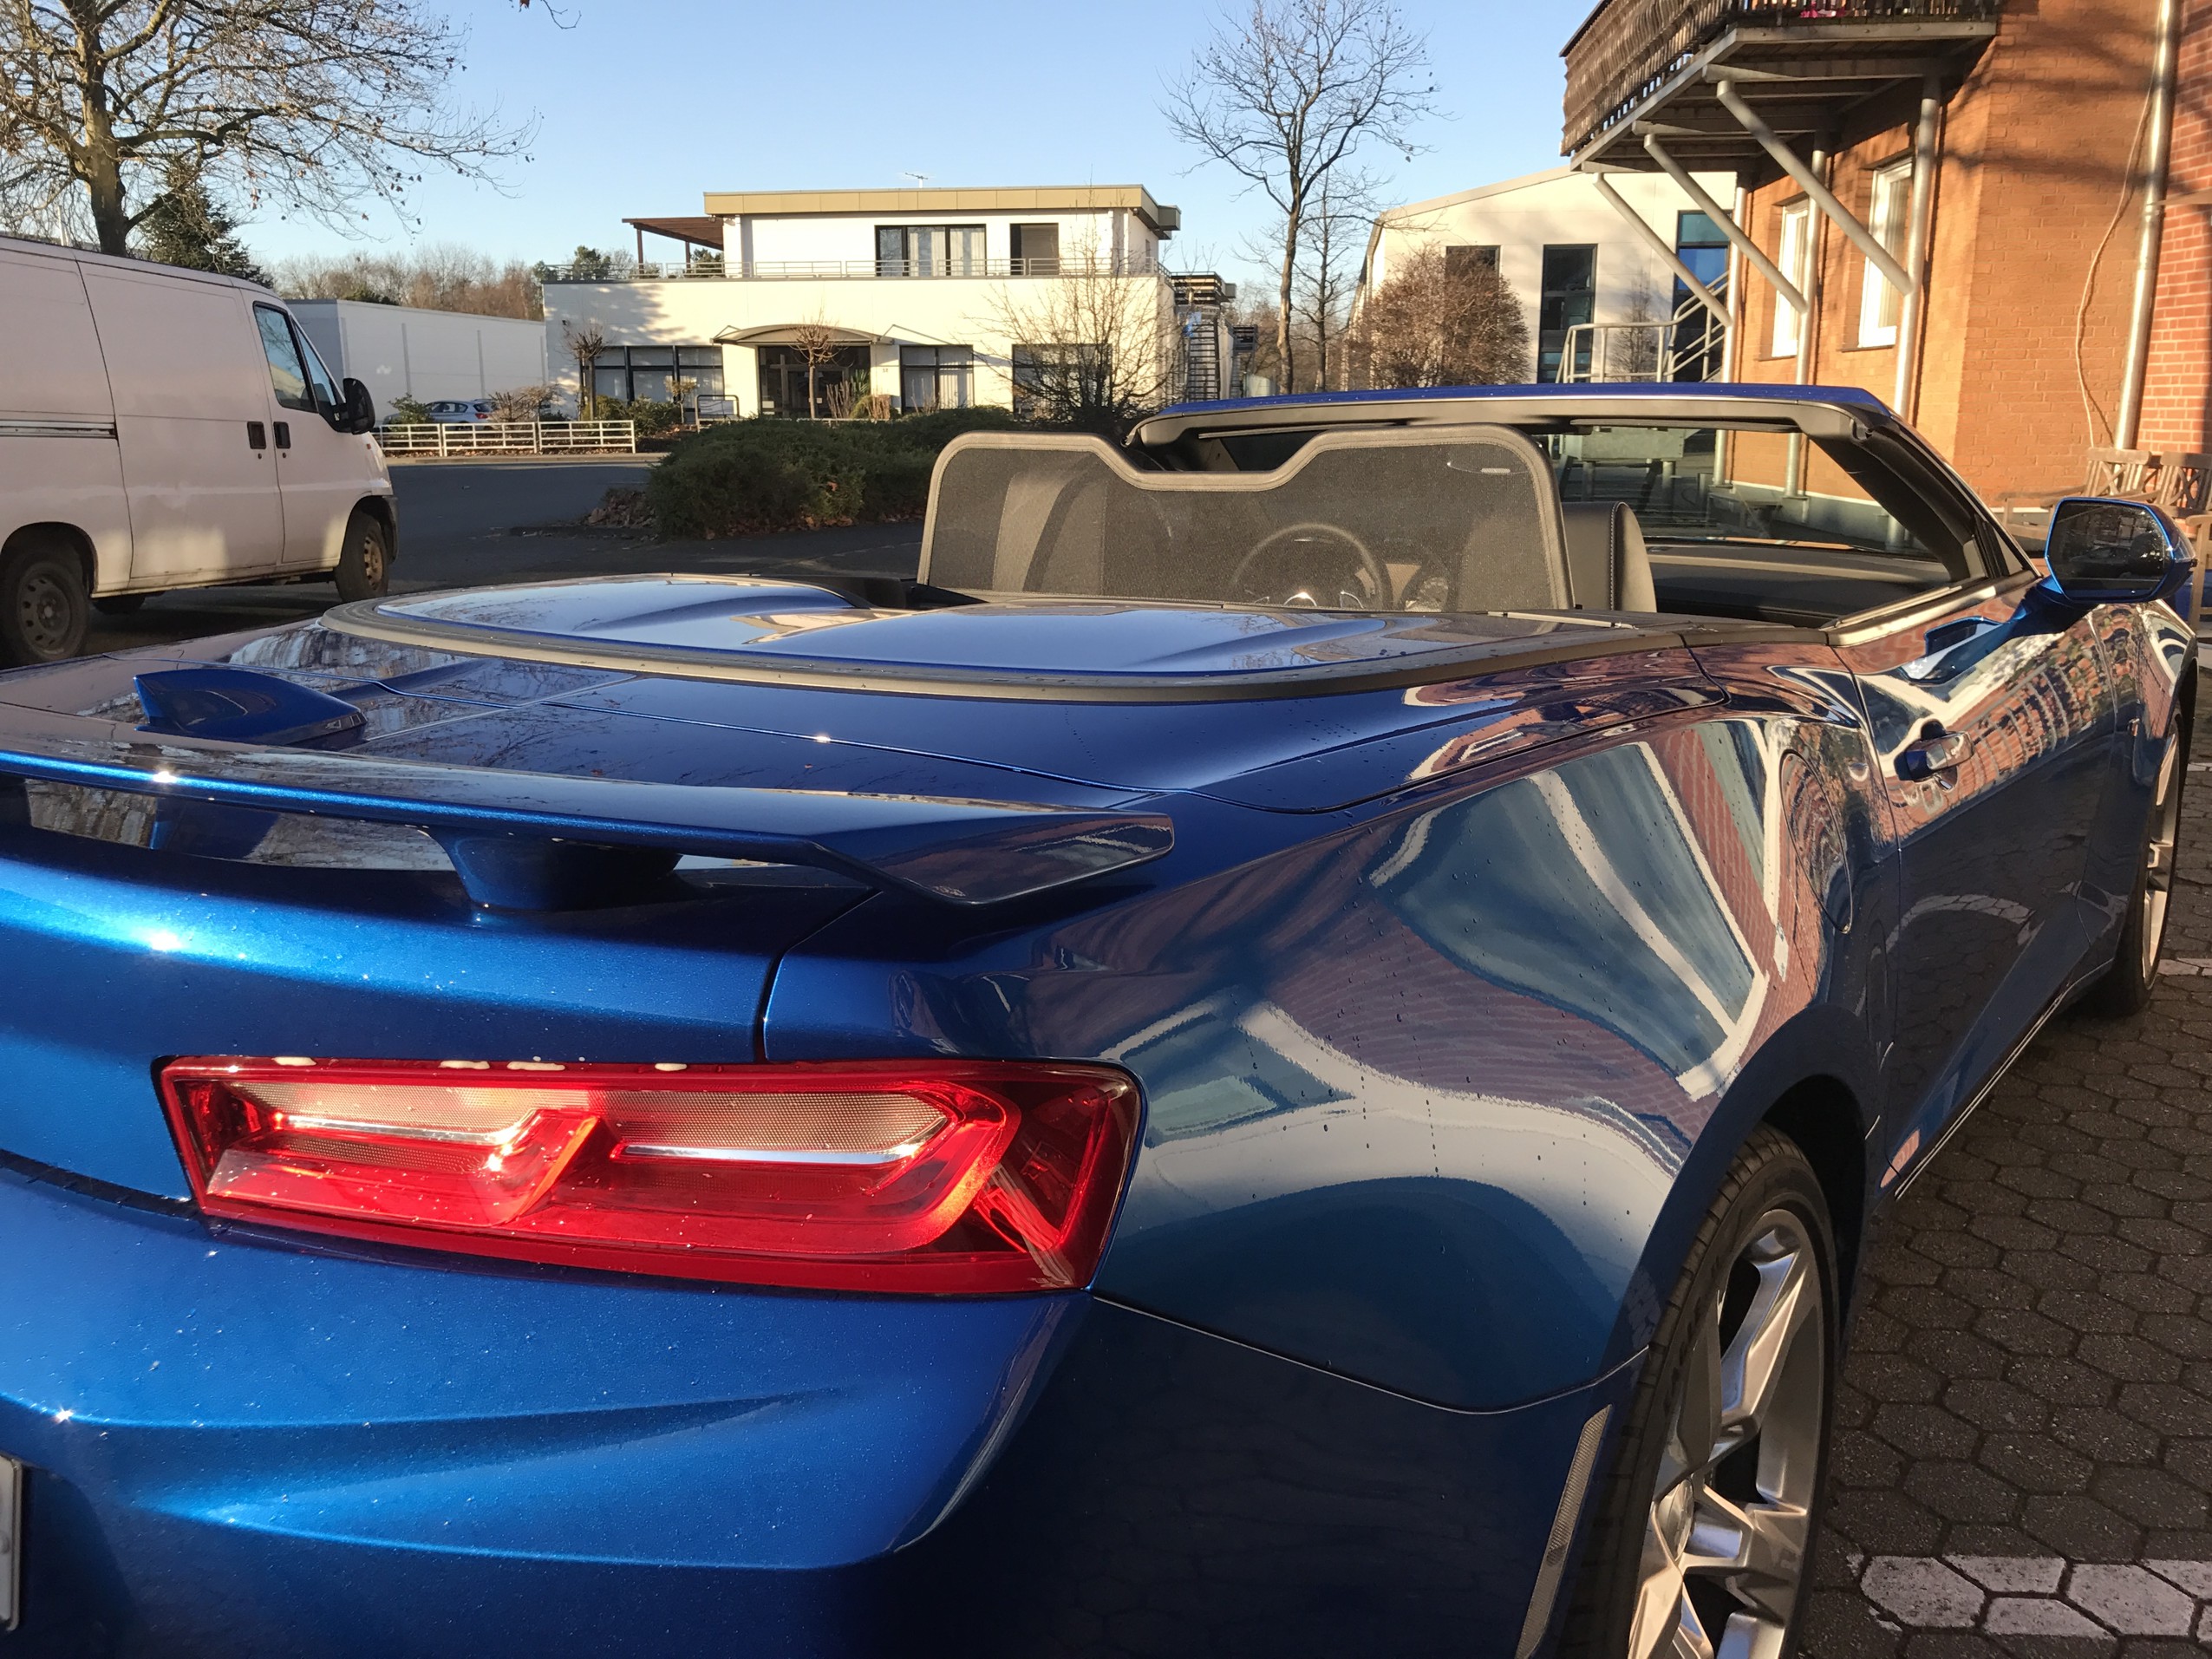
left=1946, top=1556, right=2066, bottom=1593
left=1979, top=1597, right=2107, bottom=1637
left=1861, top=1557, right=1986, bottom=1627
left=2061, top=1563, right=2196, bottom=1635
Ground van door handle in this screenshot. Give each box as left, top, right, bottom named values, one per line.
left=273, top=421, right=291, bottom=449
left=1897, top=725, right=1972, bottom=780
left=246, top=421, right=266, bottom=450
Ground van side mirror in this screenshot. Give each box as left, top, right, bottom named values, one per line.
left=2043, top=496, right=2194, bottom=604
left=338, top=377, right=377, bottom=435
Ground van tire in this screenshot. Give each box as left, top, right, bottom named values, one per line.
left=93, top=594, right=147, bottom=616
left=0, top=542, right=89, bottom=665
left=334, top=512, right=390, bottom=602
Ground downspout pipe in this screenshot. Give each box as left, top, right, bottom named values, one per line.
left=2116, top=0, right=2183, bottom=451
left=1893, top=75, right=1944, bottom=420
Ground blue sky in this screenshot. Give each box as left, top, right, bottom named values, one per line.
left=243, top=0, right=1595, bottom=289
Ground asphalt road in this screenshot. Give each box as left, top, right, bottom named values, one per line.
left=82, top=456, right=926, bottom=658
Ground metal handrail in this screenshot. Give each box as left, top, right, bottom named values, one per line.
left=537, top=257, right=1165, bottom=284
left=376, top=420, right=638, bottom=457
left=1558, top=278, right=1730, bottom=383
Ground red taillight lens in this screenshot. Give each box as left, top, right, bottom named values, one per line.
left=159, top=1058, right=1139, bottom=1293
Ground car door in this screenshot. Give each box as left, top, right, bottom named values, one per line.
left=1839, top=563, right=2113, bottom=1179
left=251, top=303, right=364, bottom=571
left=81, top=265, right=285, bottom=584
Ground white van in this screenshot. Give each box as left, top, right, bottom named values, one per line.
left=0, top=234, right=394, bottom=665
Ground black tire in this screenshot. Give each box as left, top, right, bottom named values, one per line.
left=1558, top=1127, right=1838, bottom=1659
left=333, top=510, right=391, bottom=602
left=2079, top=695, right=2190, bottom=1017
left=92, top=593, right=147, bottom=616
left=0, top=540, right=89, bottom=665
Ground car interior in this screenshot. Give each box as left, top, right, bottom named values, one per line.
left=918, top=417, right=2006, bottom=630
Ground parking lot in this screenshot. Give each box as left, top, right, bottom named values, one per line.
left=62, top=459, right=2212, bottom=1650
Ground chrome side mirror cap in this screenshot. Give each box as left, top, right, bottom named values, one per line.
left=2043, top=495, right=2196, bottom=605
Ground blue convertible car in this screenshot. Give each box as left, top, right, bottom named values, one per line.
left=0, top=384, right=2193, bottom=1657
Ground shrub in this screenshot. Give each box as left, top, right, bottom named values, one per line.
left=646, top=408, right=1028, bottom=539
left=385, top=395, right=432, bottom=427
left=595, top=396, right=683, bottom=437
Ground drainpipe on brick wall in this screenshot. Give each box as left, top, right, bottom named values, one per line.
left=2117, top=0, right=2183, bottom=449
left=1893, top=76, right=1945, bottom=421
left=1787, top=144, right=1831, bottom=497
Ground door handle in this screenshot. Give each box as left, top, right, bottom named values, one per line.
left=273, top=421, right=291, bottom=449
left=1897, top=725, right=1972, bottom=781
left=246, top=421, right=266, bottom=450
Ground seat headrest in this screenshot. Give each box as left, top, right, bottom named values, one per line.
left=1559, top=501, right=1655, bottom=612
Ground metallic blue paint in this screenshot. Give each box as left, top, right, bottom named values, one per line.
left=0, top=382, right=2189, bottom=1654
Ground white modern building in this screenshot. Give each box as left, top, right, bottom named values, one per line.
left=1353, top=166, right=1739, bottom=383
left=287, top=299, right=551, bottom=409
left=538, top=186, right=1231, bottom=418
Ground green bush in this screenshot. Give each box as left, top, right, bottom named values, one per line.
left=593, top=396, right=684, bottom=437
left=385, top=395, right=432, bottom=427
left=646, top=408, right=1027, bottom=539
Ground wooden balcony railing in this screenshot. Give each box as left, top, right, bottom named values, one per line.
left=1563, top=0, right=2001, bottom=155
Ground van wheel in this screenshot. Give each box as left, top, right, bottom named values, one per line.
left=334, top=512, right=390, bottom=602
left=0, top=542, right=89, bottom=665
left=93, top=594, right=148, bottom=616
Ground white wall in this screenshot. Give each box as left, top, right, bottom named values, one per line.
left=1361, top=167, right=1734, bottom=347
left=288, top=299, right=551, bottom=408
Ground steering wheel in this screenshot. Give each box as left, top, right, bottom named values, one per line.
left=1228, top=522, right=1389, bottom=609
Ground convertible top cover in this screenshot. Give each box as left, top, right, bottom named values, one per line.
left=919, top=427, right=1570, bottom=613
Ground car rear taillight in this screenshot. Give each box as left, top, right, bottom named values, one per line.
left=159, top=1058, right=1139, bottom=1293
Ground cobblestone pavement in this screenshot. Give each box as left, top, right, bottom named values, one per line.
left=1802, top=758, right=2212, bottom=1654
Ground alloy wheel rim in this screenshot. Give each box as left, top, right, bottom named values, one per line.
left=1629, top=1209, right=1824, bottom=1659
left=19, top=572, right=72, bottom=656
left=2140, top=738, right=2183, bottom=984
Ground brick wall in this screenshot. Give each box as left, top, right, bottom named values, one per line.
left=2138, top=0, right=2212, bottom=453
left=1729, top=0, right=2163, bottom=501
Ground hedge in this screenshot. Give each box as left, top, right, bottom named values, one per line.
left=645, top=408, right=1027, bottom=539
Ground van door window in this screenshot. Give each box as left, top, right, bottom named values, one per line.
left=253, top=305, right=314, bottom=412
left=296, top=327, right=340, bottom=415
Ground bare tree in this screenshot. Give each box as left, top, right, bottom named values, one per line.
left=486, top=383, right=554, bottom=423
left=1604, top=271, right=1666, bottom=382
left=275, top=245, right=545, bottom=318
left=560, top=320, right=605, bottom=418
left=1165, top=0, right=1437, bottom=395
left=788, top=312, right=844, bottom=421
left=975, top=263, right=1174, bottom=432
left=1349, top=245, right=1529, bottom=389
left=0, top=0, right=537, bottom=257
left=1290, top=171, right=1376, bottom=392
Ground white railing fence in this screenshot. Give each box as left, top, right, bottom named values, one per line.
left=376, top=421, right=637, bottom=457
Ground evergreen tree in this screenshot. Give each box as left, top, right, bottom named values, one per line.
left=136, top=161, right=268, bottom=284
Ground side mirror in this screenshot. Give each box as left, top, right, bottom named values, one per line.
left=339, top=377, right=377, bottom=436
left=2043, top=495, right=2195, bottom=604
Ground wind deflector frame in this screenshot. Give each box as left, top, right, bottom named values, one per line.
left=920, top=426, right=1571, bottom=614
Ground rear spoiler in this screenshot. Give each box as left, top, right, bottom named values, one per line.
left=0, top=700, right=1173, bottom=909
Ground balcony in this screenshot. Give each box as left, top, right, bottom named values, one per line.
left=537, top=256, right=1166, bottom=285
left=1563, top=0, right=2001, bottom=167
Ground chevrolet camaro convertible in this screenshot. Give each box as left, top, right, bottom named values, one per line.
left=0, top=385, right=2194, bottom=1658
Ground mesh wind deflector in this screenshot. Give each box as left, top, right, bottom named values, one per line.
left=921, top=428, right=1569, bottom=614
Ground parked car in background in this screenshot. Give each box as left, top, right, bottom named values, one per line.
left=0, top=384, right=2189, bottom=1657
left=425, top=399, right=498, bottom=423
left=0, top=237, right=396, bottom=664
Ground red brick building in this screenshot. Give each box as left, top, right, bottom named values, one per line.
left=1562, top=0, right=2209, bottom=508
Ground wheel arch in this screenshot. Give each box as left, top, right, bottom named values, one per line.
left=352, top=494, right=396, bottom=563
left=1, top=522, right=96, bottom=592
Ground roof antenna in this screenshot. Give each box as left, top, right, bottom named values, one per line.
left=901, top=172, right=933, bottom=186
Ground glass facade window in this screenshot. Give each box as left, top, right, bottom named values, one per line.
left=758, top=344, right=872, bottom=418
left=590, top=346, right=724, bottom=404
left=1537, top=245, right=1597, bottom=383
left=1858, top=162, right=1913, bottom=348
left=1009, top=223, right=1060, bottom=275
left=1772, top=203, right=1811, bottom=358
left=875, top=225, right=986, bottom=277
left=900, top=346, right=975, bottom=411
left=1671, top=212, right=1731, bottom=382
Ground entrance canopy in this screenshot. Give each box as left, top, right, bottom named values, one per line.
left=714, top=323, right=886, bottom=348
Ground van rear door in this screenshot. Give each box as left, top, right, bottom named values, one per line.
left=0, top=247, right=130, bottom=587
left=81, top=265, right=284, bottom=585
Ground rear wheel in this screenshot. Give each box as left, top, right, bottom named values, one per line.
left=1560, top=1128, right=1837, bottom=1659
left=333, top=510, right=390, bottom=602
left=2081, top=702, right=2189, bottom=1017
left=0, top=539, right=89, bottom=665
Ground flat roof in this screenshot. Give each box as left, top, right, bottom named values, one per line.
left=699, top=185, right=1176, bottom=235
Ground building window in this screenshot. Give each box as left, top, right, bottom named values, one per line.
left=1671, top=212, right=1731, bottom=382
left=1771, top=201, right=1811, bottom=358
left=1537, top=244, right=1597, bottom=382
left=1445, top=245, right=1501, bottom=280
left=591, top=345, right=724, bottom=404
left=1858, top=160, right=1914, bottom=348
left=1012, top=343, right=1107, bottom=420
left=758, top=344, right=871, bottom=418
left=1010, top=224, right=1060, bottom=276
left=900, top=345, right=974, bottom=411
left=875, top=225, right=986, bottom=277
